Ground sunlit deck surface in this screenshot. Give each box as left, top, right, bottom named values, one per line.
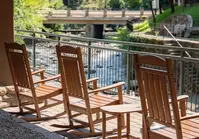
left=3, top=94, right=143, bottom=139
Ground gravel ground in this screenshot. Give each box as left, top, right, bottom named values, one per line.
left=0, top=110, right=48, bottom=139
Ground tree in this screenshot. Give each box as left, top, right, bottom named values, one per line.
left=49, top=0, right=64, bottom=9
left=148, top=0, right=156, bottom=28
left=169, top=0, right=175, bottom=13
left=14, top=0, right=48, bottom=31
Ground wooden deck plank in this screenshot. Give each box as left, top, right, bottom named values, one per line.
left=3, top=94, right=199, bottom=139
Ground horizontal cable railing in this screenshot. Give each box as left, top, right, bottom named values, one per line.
left=15, top=29, right=199, bottom=112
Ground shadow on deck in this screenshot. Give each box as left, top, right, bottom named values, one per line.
left=3, top=95, right=142, bottom=139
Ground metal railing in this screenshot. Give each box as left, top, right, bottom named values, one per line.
left=15, top=29, right=199, bottom=112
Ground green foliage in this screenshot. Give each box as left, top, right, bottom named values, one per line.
left=48, top=0, right=64, bottom=9
left=14, top=0, right=48, bottom=31
left=134, top=4, right=199, bottom=32
left=80, top=0, right=105, bottom=9
left=80, top=0, right=143, bottom=10
left=115, top=27, right=141, bottom=51
left=108, top=0, right=125, bottom=9
left=125, top=0, right=142, bottom=9
left=68, top=0, right=83, bottom=9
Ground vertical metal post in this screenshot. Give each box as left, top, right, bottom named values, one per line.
left=85, top=8, right=89, bottom=17
left=103, top=8, right=107, bottom=17
left=67, top=8, right=71, bottom=17
left=126, top=46, right=131, bottom=94
left=88, top=42, right=91, bottom=79
left=179, top=51, right=185, bottom=95
left=58, top=36, right=61, bottom=45
left=57, top=36, right=61, bottom=74
left=32, top=32, right=36, bottom=68
left=86, top=24, right=92, bottom=79
left=122, top=9, right=125, bottom=17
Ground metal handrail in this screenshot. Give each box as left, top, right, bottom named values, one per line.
left=15, top=29, right=199, bottom=54
left=15, top=29, right=199, bottom=111
left=163, top=25, right=191, bottom=58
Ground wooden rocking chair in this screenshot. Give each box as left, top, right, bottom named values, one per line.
left=135, top=54, right=199, bottom=139
left=5, top=42, right=66, bottom=121
left=55, top=45, right=125, bottom=136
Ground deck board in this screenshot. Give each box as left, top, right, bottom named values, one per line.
left=3, top=94, right=143, bottom=138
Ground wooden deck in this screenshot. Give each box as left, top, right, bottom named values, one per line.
left=3, top=94, right=143, bottom=138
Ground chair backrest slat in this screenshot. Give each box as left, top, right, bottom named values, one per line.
left=56, top=45, right=88, bottom=99
left=63, top=57, right=84, bottom=98
left=135, top=54, right=181, bottom=128
left=153, top=74, right=165, bottom=122
left=159, top=75, right=172, bottom=124
left=5, top=43, right=33, bottom=89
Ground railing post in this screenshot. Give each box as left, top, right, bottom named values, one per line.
left=67, top=8, right=71, bottom=17
left=122, top=9, right=125, bottom=17
left=85, top=8, right=89, bottom=17
left=103, top=8, right=107, bottom=17
left=140, top=7, right=144, bottom=18
left=58, top=36, right=61, bottom=45
left=88, top=41, right=91, bottom=79
left=32, top=32, right=36, bottom=68
left=126, top=46, right=131, bottom=94
left=57, top=36, right=61, bottom=74
left=179, top=51, right=185, bottom=95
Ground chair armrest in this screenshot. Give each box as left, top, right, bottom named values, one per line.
left=169, top=95, right=188, bottom=117
left=31, top=69, right=45, bottom=75
left=88, top=82, right=125, bottom=94
left=34, top=74, right=61, bottom=84
left=169, top=95, right=188, bottom=104
left=181, top=113, right=199, bottom=121
left=86, top=77, right=99, bottom=93
left=86, top=77, right=99, bottom=84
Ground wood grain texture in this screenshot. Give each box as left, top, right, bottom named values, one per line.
left=5, top=42, right=65, bottom=121
left=56, top=45, right=124, bottom=136
left=134, top=54, right=199, bottom=139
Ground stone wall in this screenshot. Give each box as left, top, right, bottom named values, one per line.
left=0, top=86, right=34, bottom=109
left=158, top=14, right=193, bottom=38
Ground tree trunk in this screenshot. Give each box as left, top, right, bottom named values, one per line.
left=159, top=2, right=162, bottom=14
left=169, top=0, right=175, bottom=13
left=149, top=1, right=156, bottom=29
left=184, top=0, right=187, bottom=7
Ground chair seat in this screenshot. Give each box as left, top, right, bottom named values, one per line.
left=69, top=94, right=119, bottom=113
left=20, top=85, right=62, bottom=101
left=150, top=119, right=199, bottom=139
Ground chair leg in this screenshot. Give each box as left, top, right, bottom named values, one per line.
left=87, top=113, right=95, bottom=133
left=34, top=102, right=41, bottom=118
left=68, top=110, right=74, bottom=127
left=96, top=112, right=100, bottom=120
left=44, top=99, right=48, bottom=106
left=15, top=90, right=23, bottom=113
left=121, top=113, right=125, bottom=127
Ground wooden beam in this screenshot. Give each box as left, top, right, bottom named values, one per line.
left=0, top=0, right=14, bottom=85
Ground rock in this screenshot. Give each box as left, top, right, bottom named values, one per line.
left=84, top=69, right=96, bottom=74
left=112, top=80, right=121, bottom=84
left=0, top=87, right=7, bottom=96
left=174, top=24, right=186, bottom=35
left=3, top=86, right=36, bottom=107
left=6, top=86, right=24, bottom=94
left=96, top=50, right=101, bottom=53
left=84, top=65, right=88, bottom=68
left=0, top=102, right=9, bottom=108
left=96, top=65, right=103, bottom=68
left=107, top=66, right=113, bottom=68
